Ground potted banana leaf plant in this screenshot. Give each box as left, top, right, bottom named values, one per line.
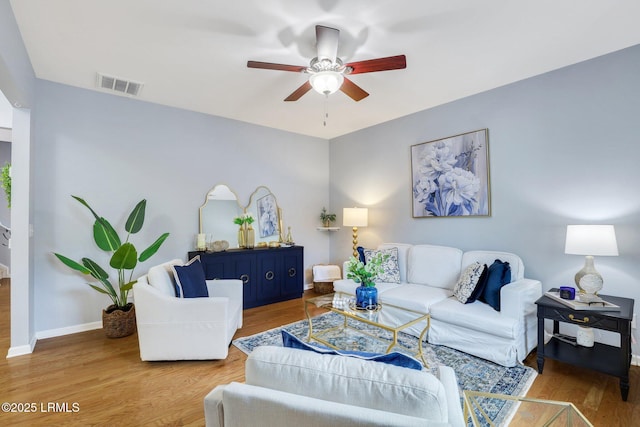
left=54, top=196, right=169, bottom=338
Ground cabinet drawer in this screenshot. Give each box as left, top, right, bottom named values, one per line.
left=550, top=308, right=620, bottom=330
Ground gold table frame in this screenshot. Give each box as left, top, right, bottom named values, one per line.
left=463, top=390, right=593, bottom=427
left=304, top=291, right=430, bottom=366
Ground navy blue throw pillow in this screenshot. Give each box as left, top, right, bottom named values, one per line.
left=479, top=260, right=511, bottom=311
left=466, top=264, right=489, bottom=304
left=356, top=246, right=367, bottom=263
left=171, top=257, right=209, bottom=298
left=281, top=330, right=422, bottom=371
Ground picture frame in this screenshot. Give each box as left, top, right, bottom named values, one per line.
left=411, top=129, right=490, bottom=217
left=256, top=193, right=279, bottom=238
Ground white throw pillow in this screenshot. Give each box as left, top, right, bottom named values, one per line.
left=453, top=262, right=485, bottom=303
left=147, top=258, right=182, bottom=297
left=364, top=247, right=401, bottom=283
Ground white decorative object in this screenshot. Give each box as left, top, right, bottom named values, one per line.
left=576, top=326, right=595, bottom=347
left=564, top=224, right=618, bottom=298
left=579, top=274, right=604, bottom=300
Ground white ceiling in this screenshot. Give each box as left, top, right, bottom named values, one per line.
left=9, top=0, right=640, bottom=139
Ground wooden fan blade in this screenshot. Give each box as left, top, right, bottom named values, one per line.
left=284, top=81, right=313, bottom=101
left=247, top=61, right=307, bottom=73
left=340, top=77, right=369, bottom=102
left=316, top=25, right=340, bottom=63
left=345, top=55, right=406, bottom=75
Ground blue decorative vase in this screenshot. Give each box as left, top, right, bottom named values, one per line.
left=355, top=285, right=378, bottom=310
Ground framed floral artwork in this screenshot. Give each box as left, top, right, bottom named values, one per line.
left=411, top=129, right=490, bottom=217
left=256, top=193, right=279, bottom=238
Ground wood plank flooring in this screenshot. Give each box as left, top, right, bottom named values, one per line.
left=0, top=281, right=637, bottom=426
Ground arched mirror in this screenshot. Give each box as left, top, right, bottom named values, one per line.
left=246, top=186, right=282, bottom=245
left=199, top=184, right=243, bottom=244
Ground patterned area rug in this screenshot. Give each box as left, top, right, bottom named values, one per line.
left=233, top=311, right=537, bottom=427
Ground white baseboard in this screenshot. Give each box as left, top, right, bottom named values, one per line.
left=35, top=321, right=102, bottom=340
left=632, top=354, right=640, bottom=366
left=6, top=335, right=37, bottom=358
left=6, top=322, right=102, bottom=358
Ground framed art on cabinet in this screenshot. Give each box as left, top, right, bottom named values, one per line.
left=256, top=193, right=279, bottom=238
left=411, top=129, right=490, bottom=218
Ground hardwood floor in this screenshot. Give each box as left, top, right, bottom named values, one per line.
left=0, top=281, right=637, bottom=426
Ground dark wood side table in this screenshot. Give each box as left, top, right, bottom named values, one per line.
left=536, top=291, right=634, bottom=401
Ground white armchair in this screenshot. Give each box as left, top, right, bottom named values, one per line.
left=132, top=259, right=243, bottom=361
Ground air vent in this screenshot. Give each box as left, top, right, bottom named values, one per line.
left=97, top=73, right=143, bottom=96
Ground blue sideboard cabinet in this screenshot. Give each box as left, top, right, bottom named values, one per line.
left=188, top=246, right=304, bottom=309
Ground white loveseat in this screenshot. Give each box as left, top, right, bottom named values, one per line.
left=333, top=243, right=542, bottom=367
left=133, top=259, right=243, bottom=361
left=204, top=345, right=465, bottom=427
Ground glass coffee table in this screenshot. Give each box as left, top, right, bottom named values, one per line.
left=463, top=390, right=593, bottom=427
left=304, top=291, right=430, bottom=366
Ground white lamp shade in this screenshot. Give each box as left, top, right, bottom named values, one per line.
left=564, top=225, right=619, bottom=256
left=310, top=71, right=344, bottom=95
left=343, top=207, right=368, bottom=227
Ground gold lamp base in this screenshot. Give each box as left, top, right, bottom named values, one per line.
left=351, top=226, right=359, bottom=258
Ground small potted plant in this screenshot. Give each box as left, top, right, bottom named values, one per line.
left=319, top=207, right=336, bottom=227
left=346, top=252, right=388, bottom=309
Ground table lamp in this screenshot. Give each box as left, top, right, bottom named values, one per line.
left=564, top=224, right=618, bottom=300
left=343, top=207, right=368, bottom=258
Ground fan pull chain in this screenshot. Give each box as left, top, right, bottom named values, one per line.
left=323, top=94, right=329, bottom=127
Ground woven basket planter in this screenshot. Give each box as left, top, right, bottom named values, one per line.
left=102, top=303, right=136, bottom=338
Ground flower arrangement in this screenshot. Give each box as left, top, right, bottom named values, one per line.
left=233, top=213, right=256, bottom=248
left=346, top=252, right=388, bottom=288
left=233, top=213, right=254, bottom=225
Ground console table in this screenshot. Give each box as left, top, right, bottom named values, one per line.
left=188, top=246, right=304, bottom=309
left=535, top=291, right=634, bottom=401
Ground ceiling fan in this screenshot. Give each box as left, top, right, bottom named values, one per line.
left=247, top=25, right=406, bottom=102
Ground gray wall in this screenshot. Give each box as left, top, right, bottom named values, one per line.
left=33, top=80, right=330, bottom=332
left=330, top=45, right=640, bottom=355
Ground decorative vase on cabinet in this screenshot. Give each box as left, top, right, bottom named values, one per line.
left=246, top=224, right=255, bottom=249
left=237, top=225, right=246, bottom=248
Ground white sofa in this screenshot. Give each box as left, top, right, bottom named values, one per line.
left=204, top=346, right=465, bottom=427
left=133, top=259, right=243, bottom=361
left=333, top=243, right=542, bottom=367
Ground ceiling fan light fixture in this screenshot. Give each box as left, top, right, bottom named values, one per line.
left=309, top=71, right=344, bottom=95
